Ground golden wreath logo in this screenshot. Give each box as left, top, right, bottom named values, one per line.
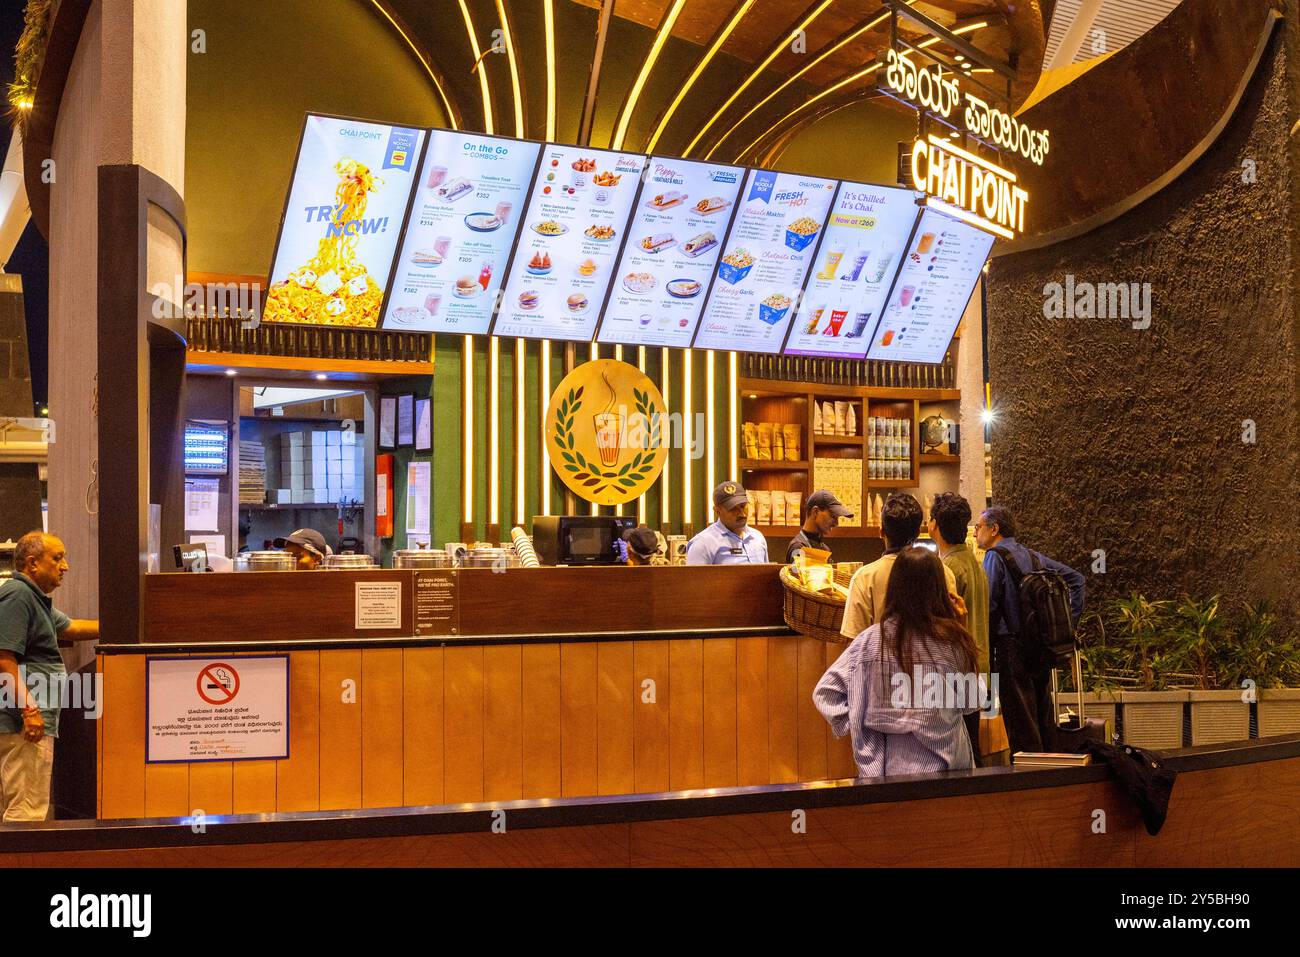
left=546, top=359, right=668, bottom=506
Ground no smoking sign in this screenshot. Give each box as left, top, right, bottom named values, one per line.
left=197, top=663, right=240, bottom=705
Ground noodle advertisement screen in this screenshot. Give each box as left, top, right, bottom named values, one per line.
left=595, top=156, right=744, bottom=349
left=781, top=182, right=920, bottom=360
left=864, top=206, right=995, bottom=364
left=691, top=169, right=837, bottom=354
left=265, top=115, right=426, bottom=328
left=382, top=130, right=542, bottom=334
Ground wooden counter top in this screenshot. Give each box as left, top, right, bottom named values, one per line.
left=142, top=564, right=786, bottom=644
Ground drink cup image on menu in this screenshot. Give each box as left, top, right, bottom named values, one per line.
left=917, top=232, right=937, bottom=254
left=899, top=285, right=917, bottom=308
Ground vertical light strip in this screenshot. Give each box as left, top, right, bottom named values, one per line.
left=543, top=0, right=557, bottom=140
left=682, top=349, right=693, bottom=528
left=682, top=0, right=835, bottom=156
left=614, top=344, right=624, bottom=515
left=457, top=0, right=494, bottom=134
left=515, top=339, right=526, bottom=526
left=661, top=347, right=671, bottom=528
left=611, top=0, right=688, bottom=150
left=589, top=342, right=599, bottom=514
left=463, top=335, right=474, bottom=526
left=493, top=0, right=525, bottom=138
left=646, top=0, right=756, bottom=152
left=637, top=345, right=647, bottom=525
left=705, top=350, right=716, bottom=498
left=540, top=339, right=552, bottom=515
left=489, top=336, right=501, bottom=528
left=369, top=1, right=460, bottom=129
left=728, top=351, right=738, bottom=479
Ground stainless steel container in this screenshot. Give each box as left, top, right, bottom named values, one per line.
left=322, top=553, right=376, bottom=569
left=392, top=549, right=451, bottom=569
left=236, top=550, right=297, bottom=571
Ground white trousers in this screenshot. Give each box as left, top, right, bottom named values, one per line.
left=0, top=733, right=55, bottom=822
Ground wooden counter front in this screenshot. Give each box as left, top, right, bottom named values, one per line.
left=142, top=565, right=786, bottom=643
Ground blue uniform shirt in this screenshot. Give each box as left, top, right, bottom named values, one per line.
left=685, top=520, right=769, bottom=565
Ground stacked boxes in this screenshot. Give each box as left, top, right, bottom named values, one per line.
left=278, top=430, right=365, bottom=505
left=812, top=457, right=862, bottom=528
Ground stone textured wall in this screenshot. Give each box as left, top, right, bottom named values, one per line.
left=0, top=278, right=43, bottom=540
left=985, top=32, right=1299, bottom=611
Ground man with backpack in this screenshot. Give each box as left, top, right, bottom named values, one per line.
left=976, top=506, right=1085, bottom=754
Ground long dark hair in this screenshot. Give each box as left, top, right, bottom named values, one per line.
left=880, top=547, right=978, bottom=682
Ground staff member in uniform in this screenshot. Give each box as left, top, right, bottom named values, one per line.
left=0, top=531, right=100, bottom=822
left=272, top=528, right=332, bottom=570
left=686, top=481, right=769, bottom=565
left=624, top=526, right=670, bottom=566
left=785, top=490, right=852, bottom=563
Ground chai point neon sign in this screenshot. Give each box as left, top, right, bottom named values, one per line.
left=910, top=135, right=1027, bottom=240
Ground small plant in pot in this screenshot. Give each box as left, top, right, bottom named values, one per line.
left=1224, top=601, right=1300, bottom=738
left=1110, top=594, right=1187, bottom=750
left=1171, top=595, right=1249, bottom=745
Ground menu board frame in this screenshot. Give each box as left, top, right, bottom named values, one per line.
left=864, top=204, right=994, bottom=365
left=262, top=111, right=428, bottom=331
left=777, top=180, right=923, bottom=359
left=488, top=143, right=650, bottom=344
left=688, top=166, right=839, bottom=354
left=591, top=155, right=748, bottom=349
left=378, top=129, right=546, bottom=335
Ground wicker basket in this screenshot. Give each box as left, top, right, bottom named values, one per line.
left=780, top=564, right=850, bottom=643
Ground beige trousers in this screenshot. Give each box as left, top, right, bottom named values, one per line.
left=0, top=733, right=55, bottom=822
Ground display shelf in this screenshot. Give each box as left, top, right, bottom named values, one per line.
left=868, top=479, right=920, bottom=489
left=811, top=434, right=863, bottom=445
left=740, top=378, right=959, bottom=401
left=919, top=453, right=960, bottom=464
left=739, top=459, right=810, bottom=471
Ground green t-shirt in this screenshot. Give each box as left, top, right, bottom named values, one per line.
left=942, top=544, right=990, bottom=677
left=0, top=574, right=71, bottom=737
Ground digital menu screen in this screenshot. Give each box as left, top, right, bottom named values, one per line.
left=381, top=131, right=540, bottom=333
left=595, top=157, right=744, bottom=348
left=782, top=182, right=920, bottom=360
left=865, top=207, right=995, bottom=364
left=494, top=144, right=647, bottom=341
left=692, top=169, right=837, bottom=353
left=264, top=114, right=425, bottom=328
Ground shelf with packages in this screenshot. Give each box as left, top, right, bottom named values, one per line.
left=919, top=453, right=960, bottom=464
left=739, top=459, right=810, bottom=471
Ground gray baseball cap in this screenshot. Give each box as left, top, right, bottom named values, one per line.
left=713, top=480, right=748, bottom=509
left=806, top=489, right=852, bottom=518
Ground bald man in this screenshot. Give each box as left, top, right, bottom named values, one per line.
left=0, top=532, right=99, bottom=821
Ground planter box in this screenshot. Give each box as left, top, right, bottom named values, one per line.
left=1189, top=689, right=1250, bottom=745
left=1120, top=691, right=1188, bottom=750
left=1258, top=688, right=1300, bottom=738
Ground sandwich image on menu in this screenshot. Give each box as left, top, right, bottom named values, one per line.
left=496, top=144, right=647, bottom=342
left=692, top=169, right=837, bottom=353
left=784, top=181, right=920, bottom=360
left=597, top=157, right=745, bottom=349
left=382, top=130, right=541, bottom=334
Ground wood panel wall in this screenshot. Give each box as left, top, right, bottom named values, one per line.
left=98, top=635, right=856, bottom=819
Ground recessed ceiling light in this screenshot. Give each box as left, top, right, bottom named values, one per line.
left=315, top=373, right=327, bottom=381
left=225, top=369, right=237, bottom=377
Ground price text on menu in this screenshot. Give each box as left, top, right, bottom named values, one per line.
left=494, top=145, right=647, bottom=342
left=382, top=131, right=541, bottom=333
left=865, top=207, right=995, bottom=364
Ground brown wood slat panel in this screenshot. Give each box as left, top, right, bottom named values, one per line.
left=736, top=637, right=770, bottom=786
left=232, top=762, right=277, bottom=814
left=144, top=570, right=415, bottom=642
left=361, top=649, right=405, bottom=808
left=596, top=642, right=635, bottom=796
left=444, top=646, right=486, bottom=803
left=402, top=647, right=444, bottom=807
left=483, top=645, right=524, bottom=802
left=318, top=650, right=363, bottom=810
left=521, top=644, right=562, bottom=799
left=187, top=762, right=232, bottom=816
left=101, top=654, right=146, bottom=819
left=825, top=641, right=858, bottom=780
left=633, top=640, right=671, bottom=794
left=796, top=636, right=829, bottom=782
left=560, top=644, right=599, bottom=797
left=668, top=639, right=704, bottom=790
left=702, top=637, right=738, bottom=788
left=767, top=635, right=800, bottom=784
left=276, top=651, right=320, bottom=812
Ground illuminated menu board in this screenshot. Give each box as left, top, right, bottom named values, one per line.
left=595, top=157, right=744, bottom=348
left=381, top=131, right=540, bottom=333
left=494, top=144, right=647, bottom=342
left=865, top=207, right=995, bottom=364
left=692, top=170, right=837, bottom=353
left=264, top=115, right=425, bottom=328
left=782, top=182, right=920, bottom=360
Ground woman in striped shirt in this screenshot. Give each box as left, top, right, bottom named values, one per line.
left=814, top=546, right=981, bottom=777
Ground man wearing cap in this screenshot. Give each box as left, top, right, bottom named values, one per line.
left=785, top=490, right=852, bottom=563
left=685, top=481, right=769, bottom=565
left=272, top=528, right=332, bottom=570
left=623, top=526, right=669, bottom=566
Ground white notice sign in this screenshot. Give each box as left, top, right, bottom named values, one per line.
left=146, top=656, right=289, bottom=763
left=355, top=581, right=402, bottom=629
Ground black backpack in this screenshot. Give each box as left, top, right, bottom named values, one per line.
left=991, top=546, right=1076, bottom=665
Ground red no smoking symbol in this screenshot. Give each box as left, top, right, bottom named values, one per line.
left=197, top=663, right=240, bottom=705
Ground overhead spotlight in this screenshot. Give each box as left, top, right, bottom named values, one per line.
left=980, top=407, right=994, bottom=425
left=225, top=369, right=238, bottom=377
left=315, top=373, right=327, bottom=381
